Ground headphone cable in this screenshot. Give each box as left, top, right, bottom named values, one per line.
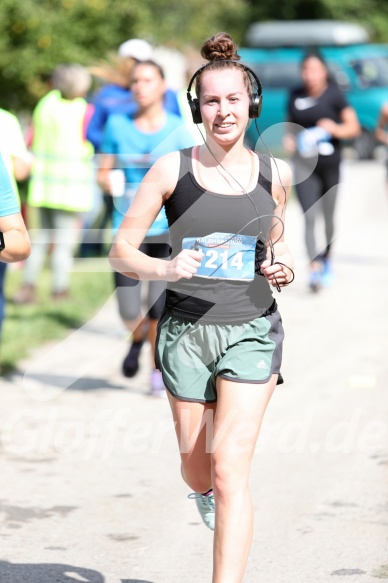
left=195, top=128, right=294, bottom=290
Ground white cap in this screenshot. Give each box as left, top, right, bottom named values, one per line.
left=117, top=38, right=153, bottom=60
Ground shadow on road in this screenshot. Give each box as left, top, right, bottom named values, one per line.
left=10, top=371, right=126, bottom=392
left=0, top=560, right=105, bottom=582
left=0, top=561, right=155, bottom=583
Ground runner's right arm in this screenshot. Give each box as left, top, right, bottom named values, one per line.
left=109, top=151, right=202, bottom=282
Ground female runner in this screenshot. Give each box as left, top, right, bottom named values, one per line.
left=110, top=32, right=294, bottom=583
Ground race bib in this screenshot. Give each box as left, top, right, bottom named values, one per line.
left=182, top=232, right=256, bottom=281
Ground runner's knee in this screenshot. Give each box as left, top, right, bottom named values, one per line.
left=181, top=462, right=212, bottom=493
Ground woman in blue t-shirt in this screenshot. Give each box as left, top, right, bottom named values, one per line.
left=98, top=60, right=194, bottom=396
left=0, top=153, right=31, bottom=339
left=0, top=153, right=31, bottom=262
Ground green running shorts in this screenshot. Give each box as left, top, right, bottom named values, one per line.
left=155, top=309, right=284, bottom=403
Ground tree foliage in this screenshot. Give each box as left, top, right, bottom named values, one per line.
left=0, top=0, right=387, bottom=111
left=0, top=0, right=248, bottom=110
left=247, top=0, right=388, bottom=40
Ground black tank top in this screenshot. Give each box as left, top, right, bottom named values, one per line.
left=164, top=147, right=277, bottom=323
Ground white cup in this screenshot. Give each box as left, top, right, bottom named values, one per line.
left=109, top=169, right=126, bottom=197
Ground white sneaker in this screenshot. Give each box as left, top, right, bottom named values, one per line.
left=188, top=490, right=215, bottom=530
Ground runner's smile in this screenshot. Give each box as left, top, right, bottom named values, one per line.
left=200, top=69, right=249, bottom=143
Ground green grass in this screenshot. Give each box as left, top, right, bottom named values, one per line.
left=2, top=259, right=113, bottom=374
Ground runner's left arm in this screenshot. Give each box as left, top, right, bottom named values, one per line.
left=109, top=152, right=202, bottom=282
left=261, top=158, right=294, bottom=287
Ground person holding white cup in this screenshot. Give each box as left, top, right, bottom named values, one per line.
left=98, top=59, right=193, bottom=396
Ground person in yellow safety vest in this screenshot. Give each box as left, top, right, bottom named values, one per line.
left=14, top=64, right=94, bottom=304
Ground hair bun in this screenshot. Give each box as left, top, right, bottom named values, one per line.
left=201, top=32, right=240, bottom=62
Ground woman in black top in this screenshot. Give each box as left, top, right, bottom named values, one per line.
left=286, top=52, right=360, bottom=291
left=110, top=32, right=293, bottom=583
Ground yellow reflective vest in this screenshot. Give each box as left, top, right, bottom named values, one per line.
left=28, top=90, right=94, bottom=212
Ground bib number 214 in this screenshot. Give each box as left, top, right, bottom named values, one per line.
left=182, top=232, right=257, bottom=281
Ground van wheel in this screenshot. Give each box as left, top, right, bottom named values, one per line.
left=354, top=129, right=376, bottom=160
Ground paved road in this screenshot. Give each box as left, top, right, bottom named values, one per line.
left=0, top=161, right=387, bottom=583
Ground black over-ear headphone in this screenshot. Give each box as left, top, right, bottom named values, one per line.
left=186, top=60, right=262, bottom=125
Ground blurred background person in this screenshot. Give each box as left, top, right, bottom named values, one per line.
left=88, top=39, right=182, bottom=151
left=0, top=107, right=32, bottom=340
left=0, top=153, right=31, bottom=262
left=0, top=152, right=31, bottom=358
left=0, top=107, right=32, bottom=202
left=375, top=102, right=388, bottom=195
left=285, top=51, right=360, bottom=292
left=97, top=59, right=194, bottom=396
left=177, top=50, right=205, bottom=146
left=86, top=39, right=182, bottom=257
left=13, top=64, right=94, bottom=304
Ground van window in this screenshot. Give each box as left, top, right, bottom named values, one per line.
left=327, top=63, right=351, bottom=92
left=249, top=63, right=301, bottom=90
left=351, top=57, right=388, bottom=88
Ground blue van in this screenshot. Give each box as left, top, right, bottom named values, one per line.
left=240, top=21, right=388, bottom=157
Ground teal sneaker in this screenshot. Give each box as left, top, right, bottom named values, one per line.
left=188, top=490, right=215, bottom=530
